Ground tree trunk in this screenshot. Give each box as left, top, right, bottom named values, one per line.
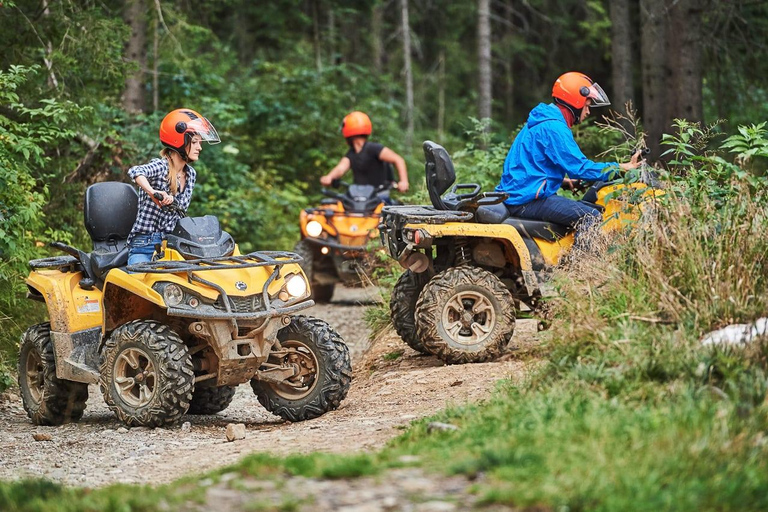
left=667, top=0, right=704, bottom=123
left=313, top=0, right=323, bottom=72
left=400, top=0, right=414, bottom=148
left=640, top=0, right=668, bottom=159
left=328, top=7, right=336, bottom=65
left=152, top=12, right=159, bottom=112
left=122, top=0, right=148, bottom=114
left=610, top=0, right=634, bottom=118
left=503, top=0, right=514, bottom=122
left=438, top=49, right=445, bottom=141
left=477, top=0, right=492, bottom=123
left=372, top=1, right=384, bottom=74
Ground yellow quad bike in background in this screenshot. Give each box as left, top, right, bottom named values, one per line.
left=19, top=182, right=352, bottom=427
left=294, top=180, right=395, bottom=301
left=379, top=141, right=661, bottom=364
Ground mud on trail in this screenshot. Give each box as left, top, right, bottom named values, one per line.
left=0, top=285, right=536, bottom=488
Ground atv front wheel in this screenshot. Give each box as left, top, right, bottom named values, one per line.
left=294, top=240, right=334, bottom=302
left=390, top=269, right=431, bottom=354
left=415, top=267, right=516, bottom=364
left=100, top=320, right=194, bottom=427
left=18, top=323, right=88, bottom=425
left=187, top=385, right=237, bottom=415
left=251, top=316, right=351, bottom=422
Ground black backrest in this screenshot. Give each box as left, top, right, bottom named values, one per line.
left=84, top=182, right=139, bottom=251
left=423, top=141, right=456, bottom=210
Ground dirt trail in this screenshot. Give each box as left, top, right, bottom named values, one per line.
left=0, top=285, right=536, bottom=488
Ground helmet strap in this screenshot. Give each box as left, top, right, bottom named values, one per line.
left=554, top=98, right=582, bottom=127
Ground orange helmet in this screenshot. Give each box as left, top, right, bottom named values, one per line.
left=159, top=108, right=220, bottom=160
left=552, top=72, right=610, bottom=110
left=341, top=111, right=372, bottom=138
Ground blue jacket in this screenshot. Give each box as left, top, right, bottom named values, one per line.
left=496, top=103, right=620, bottom=206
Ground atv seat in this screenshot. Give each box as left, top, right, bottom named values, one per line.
left=83, top=182, right=139, bottom=280
left=473, top=202, right=570, bottom=241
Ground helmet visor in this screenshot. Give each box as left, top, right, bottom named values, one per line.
left=586, top=83, right=611, bottom=107
left=187, top=116, right=220, bottom=144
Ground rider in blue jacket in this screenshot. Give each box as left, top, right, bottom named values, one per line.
left=496, top=72, right=642, bottom=249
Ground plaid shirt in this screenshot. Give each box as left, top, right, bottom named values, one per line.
left=127, top=158, right=197, bottom=243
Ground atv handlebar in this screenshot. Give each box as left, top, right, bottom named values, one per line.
left=153, top=191, right=187, bottom=217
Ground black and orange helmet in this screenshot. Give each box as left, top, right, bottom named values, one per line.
left=552, top=72, right=610, bottom=110
left=159, top=109, right=220, bottom=160
left=341, top=111, right=372, bottom=138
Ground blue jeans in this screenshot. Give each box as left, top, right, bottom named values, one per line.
left=127, top=233, right=164, bottom=266
left=506, top=195, right=602, bottom=250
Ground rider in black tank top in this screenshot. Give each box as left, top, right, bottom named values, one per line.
left=320, top=111, right=410, bottom=198
left=345, top=141, right=390, bottom=187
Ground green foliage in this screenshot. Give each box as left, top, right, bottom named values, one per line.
left=0, top=66, right=87, bottom=374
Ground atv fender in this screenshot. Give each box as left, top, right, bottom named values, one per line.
left=409, top=221, right=539, bottom=297
left=26, top=272, right=104, bottom=383
left=102, top=269, right=166, bottom=334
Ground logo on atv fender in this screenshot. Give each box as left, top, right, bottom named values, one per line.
left=235, top=281, right=247, bottom=291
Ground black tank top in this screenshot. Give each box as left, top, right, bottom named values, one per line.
left=345, top=141, right=392, bottom=187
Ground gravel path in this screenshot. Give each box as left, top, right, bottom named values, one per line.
left=0, top=284, right=537, bottom=497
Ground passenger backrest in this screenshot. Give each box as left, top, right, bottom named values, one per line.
left=423, top=141, right=456, bottom=210
left=84, top=182, right=139, bottom=252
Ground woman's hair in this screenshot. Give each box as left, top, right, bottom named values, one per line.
left=160, top=147, right=180, bottom=195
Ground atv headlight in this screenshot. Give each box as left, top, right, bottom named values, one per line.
left=306, top=220, right=323, bottom=237
left=285, top=274, right=307, bottom=298
left=162, top=284, right=184, bottom=307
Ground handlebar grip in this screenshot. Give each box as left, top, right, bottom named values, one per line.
left=634, top=148, right=650, bottom=159
left=153, top=191, right=164, bottom=201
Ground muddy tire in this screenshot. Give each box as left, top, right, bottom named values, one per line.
left=187, top=385, right=237, bottom=415
left=390, top=270, right=430, bottom=354
left=251, top=315, right=351, bottom=422
left=18, top=323, right=88, bottom=425
left=100, top=320, right=194, bottom=427
left=294, top=240, right=334, bottom=302
left=415, top=266, right=515, bottom=364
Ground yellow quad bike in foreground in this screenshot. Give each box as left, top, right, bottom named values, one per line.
left=19, top=182, right=352, bottom=427
left=294, top=180, right=395, bottom=301
left=379, top=141, right=660, bottom=364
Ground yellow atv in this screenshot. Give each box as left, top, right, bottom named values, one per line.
left=380, top=141, right=660, bottom=364
left=294, top=180, right=395, bottom=301
left=19, top=182, right=352, bottom=427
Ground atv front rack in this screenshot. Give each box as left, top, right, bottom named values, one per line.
left=127, top=251, right=312, bottom=320
left=126, top=250, right=302, bottom=274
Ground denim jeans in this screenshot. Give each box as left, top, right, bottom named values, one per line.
left=127, top=233, right=164, bottom=266
left=505, top=195, right=602, bottom=250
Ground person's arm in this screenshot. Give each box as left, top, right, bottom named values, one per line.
left=128, top=160, right=173, bottom=205
left=379, top=147, right=409, bottom=192
left=546, top=126, right=639, bottom=182
left=320, top=157, right=351, bottom=186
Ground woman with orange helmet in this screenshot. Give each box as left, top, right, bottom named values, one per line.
left=495, top=72, right=643, bottom=251
left=320, top=111, right=409, bottom=201
left=126, top=108, right=220, bottom=266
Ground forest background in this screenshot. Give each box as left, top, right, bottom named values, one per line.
left=1, top=0, right=768, bottom=384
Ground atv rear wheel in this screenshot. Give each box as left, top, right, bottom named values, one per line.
left=390, top=270, right=430, bottom=354
left=415, top=267, right=516, bottom=364
left=100, top=320, right=194, bottom=427
left=18, top=323, right=89, bottom=425
left=187, top=385, right=237, bottom=415
left=251, top=315, right=351, bottom=422
left=294, top=240, right=335, bottom=302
